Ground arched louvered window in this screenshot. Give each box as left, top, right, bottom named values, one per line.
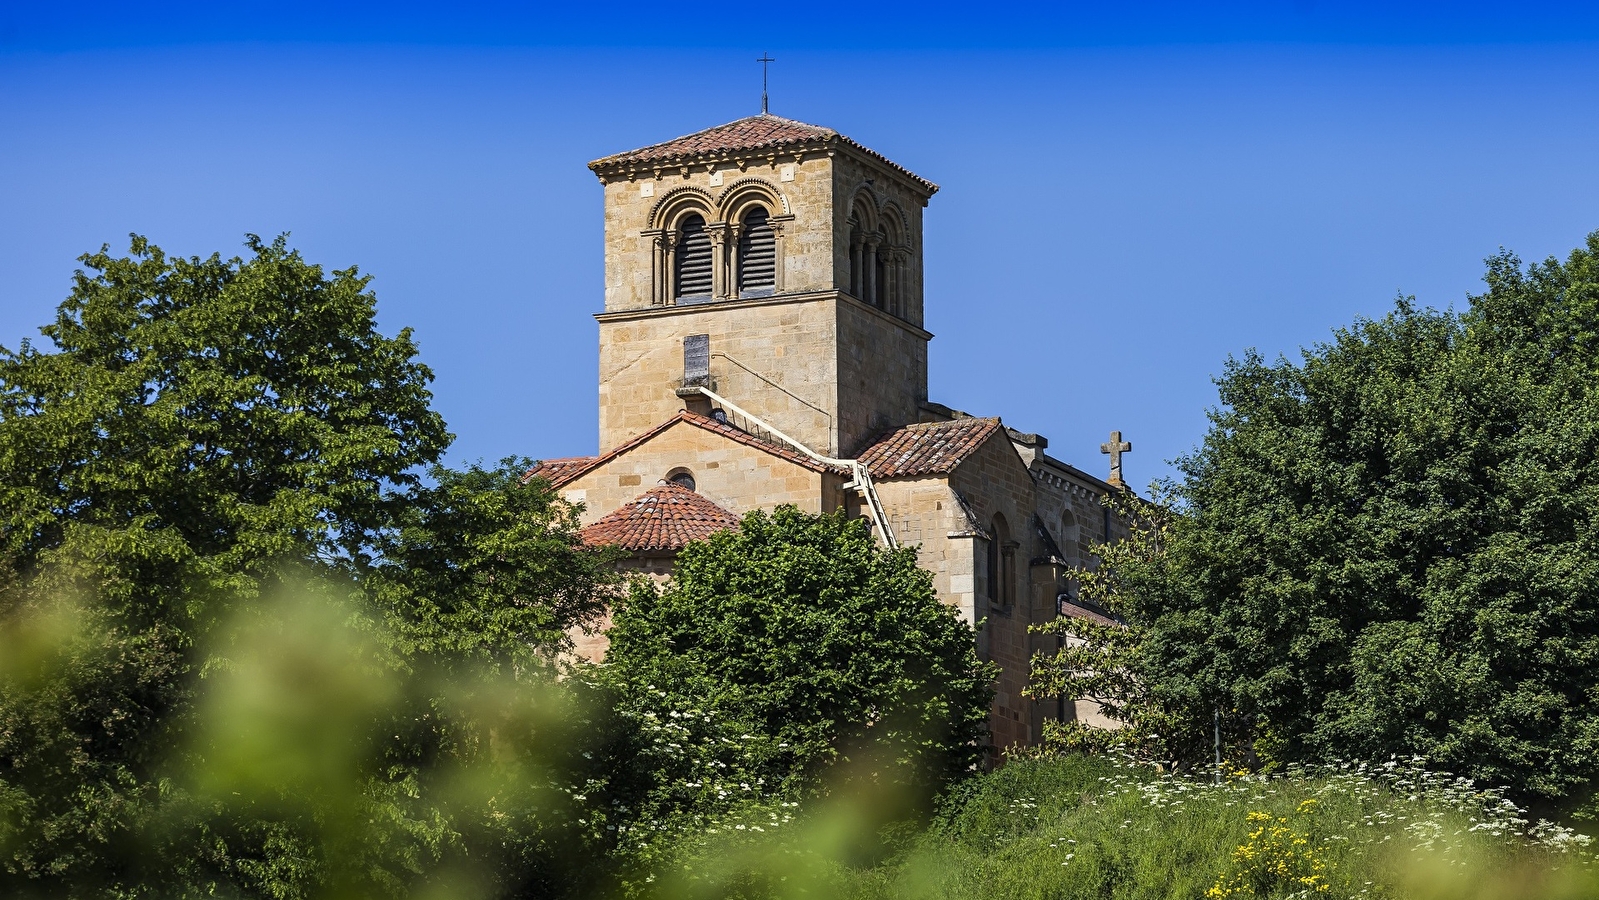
left=675, top=214, right=713, bottom=302
left=737, top=207, right=776, bottom=298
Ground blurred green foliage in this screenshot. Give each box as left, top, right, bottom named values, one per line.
left=1032, top=231, right=1599, bottom=810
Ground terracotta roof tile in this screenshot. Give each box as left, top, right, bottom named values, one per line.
left=521, top=410, right=845, bottom=490
left=1058, top=599, right=1122, bottom=627
left=580, top=483, right=740, bottom=552
left=523, top=456, right=599, bottom=488
left=857, top=417, right=1003, bottom=478
left=676, top=410, right=845, bottom=475
left=588, top=114, right=937, bottom=195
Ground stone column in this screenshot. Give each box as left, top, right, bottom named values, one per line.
left=662, top=233, right=678, bottom=305
left=883, top=250, right=897, bottom=315
left=849, top=231, right=863, bottom=297
left=709, top=223, right=731, bottom=300
left=863, top=236, right=880, bottom=308
left=647, top=231, right=665, bottom=305
left=726, top=223, right=743, bottom=298
left=893, top=250, right=908, bottom=317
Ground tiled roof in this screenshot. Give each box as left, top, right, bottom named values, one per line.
left=1058, top=599, right=1122, bottom=627
left=856, top=417, right=1004, bottom=478
left=580, top=483, right=740, bottom=552
left=520, top=410, right=846, bottom=490
left=588, top=114, right=938, bottom=195
left=523, top=456, right=600, bottom=488
left=677, top=410, right=845, bottom=474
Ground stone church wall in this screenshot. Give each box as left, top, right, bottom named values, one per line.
left=596, top=296, right=840, bottom=454
left=948, top=433, right=1048, bottom=752
left=834, top=298, right=930, bottom=456
left=560, top=419, right=843, bottom=527
left=870, top=477, right=979, bottom=625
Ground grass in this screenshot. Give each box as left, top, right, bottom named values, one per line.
left=701, top=754, right=1599, bottom=900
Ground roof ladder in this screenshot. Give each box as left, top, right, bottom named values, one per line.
left=683, top=386, right=897, bottom=550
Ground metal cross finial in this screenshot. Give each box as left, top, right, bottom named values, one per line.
left=1100, top=430, right=1132, bottom=486
left=757, top=52, right=775, bottom=114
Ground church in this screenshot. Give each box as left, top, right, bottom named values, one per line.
left=525, top=111, right=1130, bottom=751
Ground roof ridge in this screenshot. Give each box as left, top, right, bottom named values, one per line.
left=588, top=114, right=937, bottom=196
left=523, top=409, right=847, bottom=490
left=677, top=410, right=846, bottom=474
left=592, top=114, right=835, bottom=164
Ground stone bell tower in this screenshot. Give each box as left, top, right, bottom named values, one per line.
left=587, top=114, right=939, bottom=457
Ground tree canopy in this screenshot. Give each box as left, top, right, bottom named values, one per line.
left=602, top=506, right=996, bottom=804
left=1034, top=231, right=1599, bottom=807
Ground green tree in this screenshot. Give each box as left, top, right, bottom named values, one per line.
left=0, top=235, right=619, bottom=897
left=1034, top=231, right=1599, bottom=806
left=366, top=458, right=621, bottom=674
left=600, top=506, right=996, bottom=817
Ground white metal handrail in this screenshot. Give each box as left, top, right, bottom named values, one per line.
left=686, top=386, right=897, bottom=549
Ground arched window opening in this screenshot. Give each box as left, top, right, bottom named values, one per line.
left=737, top=206, right=776, bottom=298
left=665, top=468, right=696, bottom=491
left=1060, top=511, right=1081, bottom=567
left=987, top=513, right=1013, bottom=609
left=675, top=214, right=713, bottom=302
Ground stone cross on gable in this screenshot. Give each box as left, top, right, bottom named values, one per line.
left=1100, top=430, right=1132, bottom=486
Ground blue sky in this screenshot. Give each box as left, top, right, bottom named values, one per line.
left=4, top=4, right=1599, bottom=490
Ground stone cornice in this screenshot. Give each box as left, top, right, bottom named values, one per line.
left=590, top=136, right=938, bottom=201
left=594, top=289, right=934, bottom=341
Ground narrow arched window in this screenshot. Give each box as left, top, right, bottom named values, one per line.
left=987, top=513, right=1012, bottom=609
left=675, top=214, right=713, bottom=302
left=978, top=514, right=1016, bottom=613
left=737, top=207, right=776, bottom=298
left=1060, top=511, right=1081, bottom=566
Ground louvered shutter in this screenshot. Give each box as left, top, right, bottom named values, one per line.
left=675, top=215, right=713, bottom=302
left=737, top=207, right=776, bottom=297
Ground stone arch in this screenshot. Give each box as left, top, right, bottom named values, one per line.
left=648, top=185, right=716, bottom=230
left=879, top=201, right=910, bottom=245
left=643, top=187, right=718, bottom=305
left=664, top=467, right=696, bottom=491
left=846, top=186, right=880, bottom=233
left=719, top=179, right=786, bottom=298
left=716, top=177, right=787, bottom=219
